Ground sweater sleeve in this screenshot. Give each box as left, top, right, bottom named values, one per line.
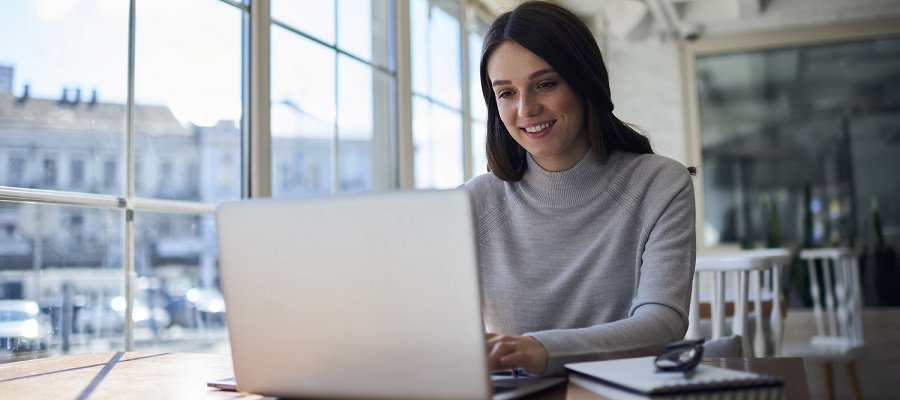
left=526, top=167, right=696, bottom=376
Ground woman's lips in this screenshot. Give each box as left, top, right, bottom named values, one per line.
left=520, top=120, right=556, bottom=138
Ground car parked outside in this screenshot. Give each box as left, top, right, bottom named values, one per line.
left=75, top=296, right=171, bottom=335
left=0, top=300, right=52, bottom=362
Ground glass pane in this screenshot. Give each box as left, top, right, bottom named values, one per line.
left=696, top=37, right=900, bottom=248
left=468, top=19, right=489, bottom=179
left=272, top=0, right=335, bottom=45
left=271, top=26, right=336, bottom=197
left=337, top=0, right=372, bottom=61
left=413, top=96, right=462, bottom=188
left=0, top=203, right=122, bottom=362
left=337, top=55, right=372, bottom=192
left=413, top=96, right=432, bottom=187
left=411, top=0, right=462, bottom=107
left=469, top=31, right=487, bottom=121
left=410, top=0, right=429, bottom=95
left=429, top=1, right=461, bottom=108
left=471, top=119, right=488, bottom=177
left=431, top=104, right=463, bottom=187
left=0, top=0, right=127, bottom=195
left=133, top=212, right=227, bottom=353
left=134, top=0, right=242, bottom=202
left=371, top=0, right=394, bottom=71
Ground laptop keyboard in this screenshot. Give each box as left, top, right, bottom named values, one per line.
left=491, top=381, right=520, bottom=394
left=492, top=385, right=517, bottom=394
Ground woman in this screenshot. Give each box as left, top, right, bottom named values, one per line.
left=465, top=1, right=696, bottom=376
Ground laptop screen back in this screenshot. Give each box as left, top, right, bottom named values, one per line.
left=216, top=189, right=490, bottom=399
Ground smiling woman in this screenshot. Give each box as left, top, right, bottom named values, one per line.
left=487, top=41, right=587, bottom=172
left=465, top=1, right=697, bottom=376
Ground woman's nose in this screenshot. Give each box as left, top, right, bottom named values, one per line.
left=517, top=93, right=541, bottom=118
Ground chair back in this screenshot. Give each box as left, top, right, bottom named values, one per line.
left=799, top=248, right=865, bottom=349
left=687, top=248, right=792, bottom=357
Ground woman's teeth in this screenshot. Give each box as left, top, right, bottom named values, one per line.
left=525, top=121, right=554, bottom=133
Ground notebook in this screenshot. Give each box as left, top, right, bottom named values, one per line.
left=566, top=356, right=783, bottom=399
left=213, top=189, right=564, bottom=400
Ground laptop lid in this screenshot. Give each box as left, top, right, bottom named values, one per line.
left=216, top=189, right=491, bottom=399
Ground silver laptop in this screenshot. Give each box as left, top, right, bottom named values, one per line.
left=213, top=189, right=565, bottom=399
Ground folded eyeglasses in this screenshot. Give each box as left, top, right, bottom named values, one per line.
left=654, top=339, right=705, bottom=377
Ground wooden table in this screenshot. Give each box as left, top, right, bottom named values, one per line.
left=0, top=352, right=809, bottom=399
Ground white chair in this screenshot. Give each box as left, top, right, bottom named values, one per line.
left=782, top=248, right=864, bottom=400
left=687, top=248, right=792, bottom=358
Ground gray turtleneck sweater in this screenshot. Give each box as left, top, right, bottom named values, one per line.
left=464, top=150, right=696, bottom=375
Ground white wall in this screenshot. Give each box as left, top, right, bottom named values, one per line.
left=605, top=35, right=686, bottom=163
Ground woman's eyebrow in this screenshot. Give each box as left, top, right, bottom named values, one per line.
left=528, top=68, right=556, bottom=80
left=491, top=68, right=557, bottom=87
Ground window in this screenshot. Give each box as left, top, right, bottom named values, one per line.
left=685, top=22, right=900, bottom=251
left=6, top=156, right=26, bottom=187
left=468, top=13, right=491, bottom=177
left=103, top=160, right=117, bottom=190
left=0, top=0, right=241, bottom=358
left=0, top=0, right=496, bottom=360
left=411, top=0, right=463, bottom=188
left=70, top=159, right=85, bottom=189
left=270, top=0, right=395, bottom=197
left=411, top=0, right=490, bottom=188
left=42, top=158, right=57, bottom=188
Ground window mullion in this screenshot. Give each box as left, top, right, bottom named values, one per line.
left=249, top=0, right=272, bottom=198
left=395, top=0, right=414, bottom=188
left=124, top=0, right=138, bottom=352
left=333, top=0, right=341, bottom=193
left=460, top=0, right=473, bottom=182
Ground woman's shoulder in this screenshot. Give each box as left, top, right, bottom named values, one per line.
left=463, top=172, right=515, bottom=216
left=464, top=171, right=506, bottom=194
left=621, top=152, right=692, bottom=182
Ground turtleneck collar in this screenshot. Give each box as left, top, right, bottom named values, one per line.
left=519, top=149, right=623, bottom=208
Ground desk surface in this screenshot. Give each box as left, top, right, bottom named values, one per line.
left=0, top=352, right=809, bottom=399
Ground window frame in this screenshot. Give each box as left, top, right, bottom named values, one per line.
left=0, top=0, right=495, bottom=351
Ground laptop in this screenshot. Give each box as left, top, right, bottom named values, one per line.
left=212, top=189, right=565, bottom=399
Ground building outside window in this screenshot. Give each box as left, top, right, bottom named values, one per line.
left=41, top=159, right=57, bottom=188
left=70, top=159, right=85, bottom=189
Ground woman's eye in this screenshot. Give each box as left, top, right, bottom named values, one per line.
left=537, top=81, right=557, bottom=89
left=497, top=90, right=513, bottom=99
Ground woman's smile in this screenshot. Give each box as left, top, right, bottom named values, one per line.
left=488, top=41, right=589, bottom=172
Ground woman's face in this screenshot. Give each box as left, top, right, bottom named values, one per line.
left=487, top=41, right=588, bottom=172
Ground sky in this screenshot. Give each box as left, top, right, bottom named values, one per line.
left=0, top=0, right=378, bottom=131
left=0, top=0, right=248, bottom=126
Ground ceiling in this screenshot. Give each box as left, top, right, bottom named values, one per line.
left=557, top=0, right=763, bottom=40
left=481, top=0, right=900, bottom=42
left=478, top=0, right=761, bottom=41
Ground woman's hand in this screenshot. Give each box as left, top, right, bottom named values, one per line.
left=485, top=333, right=549, bottom=375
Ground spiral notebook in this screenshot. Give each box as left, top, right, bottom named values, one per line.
left=566, top=356, right=783, bottom=399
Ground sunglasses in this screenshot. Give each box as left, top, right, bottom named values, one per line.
left=654, top=339, right=705, bottom=377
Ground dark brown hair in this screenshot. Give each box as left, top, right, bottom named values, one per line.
left=480, top=1, right=693, bottom=180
